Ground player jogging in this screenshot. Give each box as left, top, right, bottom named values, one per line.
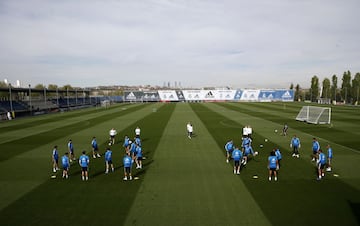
left=224, top=140, right=234, bottom=163
left=91, top=137, right=101, bottom=158
left=123, top=153, right=133, bottom=181
left=79, top=151, right=90, bottom=181
left=282, top=123, right=288, bottom=136
left=311, top=138, right=320, bottom=161
left=317, top=149, right=326, bottom=180
left=104, top=148, right=114, bottom=174
left=232, top=147, right=243, bottom=175
left=61, top=152, right=70, bottom=179
left=109, top=128, right=117, bottom=145
left=52, top=145, right=59, bottom=173
left=290, top=135, right=301, bottom=158
left=326, top=144, right=333, bottom=172
left=268, top=150, right=279, bottom=181
left=123, top=136, right=130, bottom=153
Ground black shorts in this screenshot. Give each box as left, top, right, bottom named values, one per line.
left=81, top=167, right=88, bottom=172
left=106, top=160, right=113, bottom=164
left=137, top=156, right=142, bottom=161
left=318, top=163, right=326, bottom=170
left=234, top=160, right=240, bottom=167
left=124, top=167, right=131, bottom=174
left=269, top=167, right=277, bottom=172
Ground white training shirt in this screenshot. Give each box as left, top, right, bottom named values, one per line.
left=109, top=129, right=117, bottom=136
left=135, top=128, right=141, bottom=136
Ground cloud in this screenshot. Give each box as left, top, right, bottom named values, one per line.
left=0, top=0, right=359, bottom=88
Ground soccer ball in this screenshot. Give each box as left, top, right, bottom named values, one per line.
left=254, top=151, right=259, bottom=156
left=265, top=139, right=268, bottom=142
left=108, top=142, right=112, bottom=146
left=274, top=129, right=278, bottom=133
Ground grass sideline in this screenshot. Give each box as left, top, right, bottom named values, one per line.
left=0, top=102, right=359, bottom=226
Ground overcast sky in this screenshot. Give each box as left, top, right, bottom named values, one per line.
left=0, top=0, right=359, bottom=89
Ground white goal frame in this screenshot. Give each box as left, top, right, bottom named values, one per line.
left=295, top=106, right=331, bottom=124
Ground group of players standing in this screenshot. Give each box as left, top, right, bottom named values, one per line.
left=51, top=126, right=143, bottom=181
left=224, top=125, right=334, bottom=181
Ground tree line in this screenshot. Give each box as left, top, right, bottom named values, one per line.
left=292, top=70, right=360, bottom=104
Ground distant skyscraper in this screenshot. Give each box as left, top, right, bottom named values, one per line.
left=175, top=81, right=177, bottom=88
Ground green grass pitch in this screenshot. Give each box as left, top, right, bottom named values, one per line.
left=0, top=102, right=359, bottom=226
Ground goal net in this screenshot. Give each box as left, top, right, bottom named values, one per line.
left=295, top=106, right=331, bottom=124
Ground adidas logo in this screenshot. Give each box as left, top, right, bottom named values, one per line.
left=205, top=91, right=214, bottom=98
left=282, top=91, right=292, bottom=98
left=126, top=92, right=136, bottom=99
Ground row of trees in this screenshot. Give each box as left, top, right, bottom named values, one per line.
left=292, top=71, right=360, bottom=104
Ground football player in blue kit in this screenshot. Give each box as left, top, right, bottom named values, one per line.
left=61, top=152, right=70, bottom=179
left=268, top=150, right=279, bottom=181
left=317, top=149, right=327, bottom=180
left=104, top=148, right=114, bottom=174
left=225, top=140, right=234, bottom=163
left=232, top=147, right=243, bottom=175
left=79, top=151, right=90, bottom=181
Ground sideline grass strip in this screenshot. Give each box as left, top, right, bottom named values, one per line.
left=0, top=103, right=175, bottom=226
left=192, top=103, right=360, bottom=226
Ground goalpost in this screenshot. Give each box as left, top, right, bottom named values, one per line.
left=295, top=106, right=331, bottom=124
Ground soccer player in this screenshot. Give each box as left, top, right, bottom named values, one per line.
left=224, top=140, right=234, bottom=163
left=52, top=145, right=59, bottom=173
left=290, top=135, right=301, bottom=158
left=109, top=128, right=117, bottom=145
left=268, top=150, right=279, bottom=181
left=91, top=137, right=101, bottom=158
left=104, top=148, right=114, bottom=174
left=129, top=140, right=137, bottom=162
left=67, top=139, right=75, bottom=162
left=311, top=138, right=320, bottom=161
left=242, top=145, right=255, bottom=166
left=326, top=144, right=333, bottom=172
left=61, top=152, right=70, bottom=179
left=135, top=126, right=141, bottom=138
left=79, top=151, right=90, bottom=181
left=275, top=148, right=282, bottom=168
left=123, top=135, right=130, bottom=153
left=135, top=143, right=143, bottom=169
left=134, top=136, right=141, bottom=147
left=186, top=122, right=193, bottom=139
left=241, top=136, right=252, bottom=148
left=232, top=147, right=243, bottom=175
left=123, top=152, right=133, bottom=181
left=282, top=123, right=288, bottom=136
left=317, top=149, right=326, bottom=180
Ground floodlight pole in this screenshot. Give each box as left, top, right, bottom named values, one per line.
left=9, top=83, right=13, bottom=112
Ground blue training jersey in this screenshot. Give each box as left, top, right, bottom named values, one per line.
left=291, top=137, right=300, bottom=147
left=312, top=141, right=320, bottom=151
left=62, top=155, right=69, bottom=167
left=130, top=143, right=137, bottom=153
left=136, top=146, right=143, bottom=157
left=79, top=155, right=89, bottom=167
left=225, top=142, right=234, bottom=152
left=135, top=137, right=141, bottom=146
left=232, top=149, right=243, bottom=161
left=268, top=156, right=277, bottom=169
left=91, top=139, right=98, bottom=148
left=123, top=137, right=129, bottom=147
left=68, top=142, right=74, bottom=151
left=105, top=150, right=112, bottom=161
left=52, top=149, right=59, bottom=160
left=318, top=153, right=326, bottom=164
left=327, top=148, right=333, bottom=158
left=275, top=149, right=282, bottom=160
left=242, top=137, right=251, bottom=147
left=123, top=156, right=132, bottom=167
